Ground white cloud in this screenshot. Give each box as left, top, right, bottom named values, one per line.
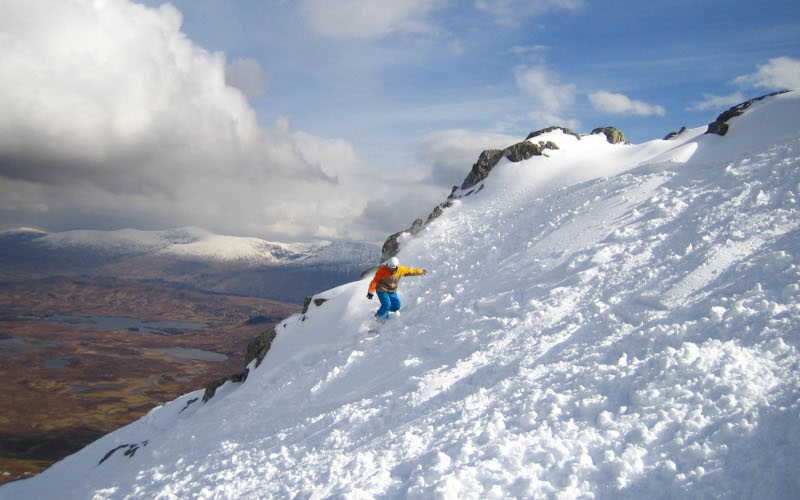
left=686, top=91, right=746, bottom=112
left=417, top=129, right=521, bottom=187
left=513, top=65, right=580, bottom=129
left=589, top=91, right=666, bottom=116
left=510, top=45, right=549, bottom=55
left=0, top=0, right=403, bottom=242
left=687, top=57, right=800, bottom=113
left=302, top=0, right=446, bottom=39
left=226, top=58, right=271, bottom=99
left=475, top=0, right=583, bottom=25
left=292, top=132, right=360, bottom=179
left=515, top=65, right=576, bottom=114
left=733, top=56, right=800, bottom=90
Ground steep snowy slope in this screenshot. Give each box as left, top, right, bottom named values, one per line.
left=2, top=91, right=799, bottom=499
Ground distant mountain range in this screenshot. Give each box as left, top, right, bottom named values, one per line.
left=0, top=227, right=380, bottom=303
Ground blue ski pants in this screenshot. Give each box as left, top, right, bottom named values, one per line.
left=375, top=292, right=400, bottom=319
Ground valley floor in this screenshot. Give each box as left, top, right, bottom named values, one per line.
left=0, top=276, right=299, bottom=484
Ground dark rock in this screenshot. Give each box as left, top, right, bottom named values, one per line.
left=591, top=127, right=626, bottom=144
left=705, top=90, right=791, bottom=136
left=99, top=440, right=149, bottom=465
left=202, top=369, right=249, bottom=403
left=504, top=141, right=545, bottom=162
left=384, top=132, right=566, bottom=260
left=526, top=126, right=581, bottom=141
left=461, top=140, right=560, bottom=191
left=301, top=296, right=328, bottom=316
left=461, top=149, right=504, bottom=191
left=179, top=398, right=199, bottom=414
left=663, top=126, right=687, bottom=140
left=425, top=201, right=454, bottom=226
left=380, top=218, right=423, bottom=262
left=200, top=326, right=276, bottom=404
left=245, top=327, right=277, bottom=367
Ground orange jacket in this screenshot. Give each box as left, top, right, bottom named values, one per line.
left=369, top=265, right=424, bottom=293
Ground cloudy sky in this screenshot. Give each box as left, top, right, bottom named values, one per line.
left=1, top=0, right=799, bottom=243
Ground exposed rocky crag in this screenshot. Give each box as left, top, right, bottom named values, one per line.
left=590, top=127, right=626, bottom=144
left=706, top=90, right=791, bottom=136
left=380, top=125, right=626, bottom=262
left=526, top=126, right=581, bottom=141
left=460, top=139, right=560, bottom=191
left=201, top=327, right=276, bottom=403
left=664, top=126, right=687, bottom=140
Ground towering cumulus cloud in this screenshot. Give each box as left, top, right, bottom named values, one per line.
left=0, top=0, right=345, bottom=239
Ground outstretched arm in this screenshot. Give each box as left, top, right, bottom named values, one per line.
left=398, top=265, right=426, bottom=276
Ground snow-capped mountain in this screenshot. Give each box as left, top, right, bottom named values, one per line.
left=20, top=226, right=379, bottom=267
left=0, top=227, right=380, bottom=302
left=2, top=91, right=799, bottom=498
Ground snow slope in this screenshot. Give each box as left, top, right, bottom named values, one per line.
left=2, top=91, right=799, bottom=499
left=30, top=226, right=379, bottom=266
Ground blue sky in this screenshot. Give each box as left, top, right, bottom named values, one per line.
left=1, top=0, right=799, bottom=242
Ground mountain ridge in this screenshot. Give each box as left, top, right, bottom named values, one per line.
left=2, top=226, right=380, bottom=267
left=0, top=227, right=381, bottom=303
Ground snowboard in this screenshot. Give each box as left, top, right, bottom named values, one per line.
left=366, top=311, right=399, bottom=336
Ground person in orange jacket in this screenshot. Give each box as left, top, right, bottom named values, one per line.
left=367, top=256, right=426, bottom=319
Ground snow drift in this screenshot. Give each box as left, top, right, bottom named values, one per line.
left=2, top=91, right=800, bottom=499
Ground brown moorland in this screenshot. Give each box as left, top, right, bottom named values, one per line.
left=0, top=276, right=300, bottom=484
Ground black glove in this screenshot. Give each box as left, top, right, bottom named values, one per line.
left=367, top=293, right=373, bottom=300
left=422, top=269, right=427, bottom=275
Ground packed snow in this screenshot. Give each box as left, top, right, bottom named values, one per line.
left=2, top=91, right=799, bottom=499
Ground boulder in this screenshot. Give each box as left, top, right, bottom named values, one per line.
left=504, top=141, right=546, bottom=162
left=591, top=127, right=626, bottom=144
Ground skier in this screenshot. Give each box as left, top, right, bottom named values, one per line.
left=367, top=256, right=426, bottom=320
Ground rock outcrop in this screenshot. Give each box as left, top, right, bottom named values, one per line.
left=380, top=218, right=424, bottom=262
left=201, top=327, right=277, bottom=403
left=380, top=125, right=628, bottom=261
left=591, top=127, right=626, bottom=144
left=378, top=196, right=458, bottom=262
left=663, top=126, right=687, bottom=140
left=461, top=138, right=560, bottom=191
left=526, top=126, right=581, bottom=141
left=706, top=90, right=791, bottom=136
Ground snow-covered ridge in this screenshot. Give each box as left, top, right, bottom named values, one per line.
left=23, top=226, right=379, bottom=266
left=2, top=91, right=799, bottom=499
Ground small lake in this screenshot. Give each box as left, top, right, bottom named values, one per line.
left=153, top=347, right=228, bottom=362
left=42, top=356, right=71, bottom=368
left=25, top=314, right=207, bottom=336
